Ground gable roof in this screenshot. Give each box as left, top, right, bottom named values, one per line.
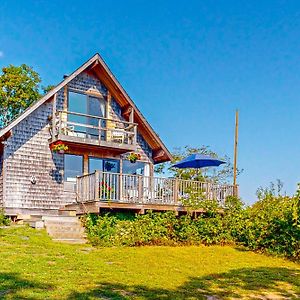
left=0, top=53, right=172, bottom=163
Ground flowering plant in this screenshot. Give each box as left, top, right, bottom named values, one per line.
left=127, top=152, right=141, bottom=163
left=50, top=141, right=69, bottom=153
left=100, top=181, right=114, bottom=199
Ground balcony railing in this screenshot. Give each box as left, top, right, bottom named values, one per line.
left=51, top=110, right=138, bottom=151
left=76, top=171, right=238, bottom=207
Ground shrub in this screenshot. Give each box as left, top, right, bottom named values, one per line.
left=0, top=210, right=10, bottom=226
left=83, top=190, right=300, bottom=260
left=234, top=194, right=300, bottom=259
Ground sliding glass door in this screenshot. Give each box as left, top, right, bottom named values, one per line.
left=68, top=91, right=106, bottom=139
left=89, top=157, right=120, bottom=173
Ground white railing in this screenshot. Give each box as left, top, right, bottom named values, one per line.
left=76, top=171, right=238, bottom=206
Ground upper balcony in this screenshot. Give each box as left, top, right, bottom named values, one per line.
left=50, top=110, right=138, bottom=153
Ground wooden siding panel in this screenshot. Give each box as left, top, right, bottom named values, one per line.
left=67, top=73, right=153, bottom=163
left=3, top=90, right=71, bottom=212
left=0, top=152, right=3, bottom=207
left=2, top=72, right=153, bottom=214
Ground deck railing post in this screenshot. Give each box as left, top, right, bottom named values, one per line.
left=94, top=171, right=99, bottom=200
left=119, top=173, right=123, bottom=202
left=58, top=111, right=62, bottom=135
left=98, top=119, right=102, bottom=144
left=174, top=178, right=179, bottom=204
left=133, top=125, right=137, bottom=146
left=138, top=175, right=143, bottom=203
left=76, top=176, right=80, bottom=202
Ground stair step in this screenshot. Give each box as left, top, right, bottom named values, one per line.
left=47, top=228, right=85, bottom=235
left=47, top=225, right=84, bottom=230
left=42, top=215, right=86, bottom=244
left=43, top=220, right=81, bottom=226
left=52, top=238, right=87, bottom=244
left=58, top=209, right=77, bottom=216
left=25, top=220, right=45, bottom=229
left=42, top=216, right=79, bottom=222
left=50, top=233, right=85, bottom=239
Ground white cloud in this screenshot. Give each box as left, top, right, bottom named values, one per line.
left=0, top=51, right=3, bottom=58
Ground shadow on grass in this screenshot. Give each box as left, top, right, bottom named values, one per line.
left=68, top=267, right=300, bottom=300
left=0, top=272, right=53, bottom=299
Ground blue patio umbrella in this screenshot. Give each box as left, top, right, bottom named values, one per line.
left=172, top=154, right=226, bottom=169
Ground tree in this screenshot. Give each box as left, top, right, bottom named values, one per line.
left=42, top=84, right=55, bottom=95
left=0, top=64, right=41, bottom=128
left=155, top=145, right=242, bottom=184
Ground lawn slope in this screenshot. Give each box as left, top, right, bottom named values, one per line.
left=0, top=226, right=299, bottom=299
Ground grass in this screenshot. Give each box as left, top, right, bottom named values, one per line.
left=0, top=226, right=299, bottom=299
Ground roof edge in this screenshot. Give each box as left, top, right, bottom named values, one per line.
left=0, top=53, right=101, bottom=138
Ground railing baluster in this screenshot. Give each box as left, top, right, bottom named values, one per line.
left=75, top=171, right=237, bottom=207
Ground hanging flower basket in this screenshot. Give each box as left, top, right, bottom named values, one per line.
left=127, top=153, right=141, bottom=163
left=50, top=141, right=69, bottom=154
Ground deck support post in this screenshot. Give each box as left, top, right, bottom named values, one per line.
left=137, top=208, right=145, bottom=215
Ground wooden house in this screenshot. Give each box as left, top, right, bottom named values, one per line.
left=0, top=54, right=236, bottom=217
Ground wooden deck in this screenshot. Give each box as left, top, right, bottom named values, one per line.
left=63, top=200, right=207, bottom=215
left=65, top=171, right=238, bottom=214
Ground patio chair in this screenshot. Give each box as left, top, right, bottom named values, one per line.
left=112, top=129, right=125, bottom=144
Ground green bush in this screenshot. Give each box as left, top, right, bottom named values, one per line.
left=0, top=210, right=10, bottom=226
left=83, top=190, right=300, bottom=260
left=234, top=194, right=300, bottom=258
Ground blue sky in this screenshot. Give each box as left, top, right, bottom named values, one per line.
left=1, top=0, right=300, bottom=203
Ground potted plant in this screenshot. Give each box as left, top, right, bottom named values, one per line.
left=127, top=152, right=141, bottom=163
left=50, top=141, right=69, bottom=154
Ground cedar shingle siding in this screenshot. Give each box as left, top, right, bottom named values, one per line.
left=1, top=72, right=153, bottom=215
left=0, top=153, right=3, bottom=207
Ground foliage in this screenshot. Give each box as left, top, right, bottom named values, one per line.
left=236, top=190, right=300, bottom=259
left=84, top=184, right=300, bottom=260
left=0, top=64, right=41, bottom=128
left=41, top=84, right=55, bottom=95
left=0, top=210, right=10, bottom=226
left=155, top=145, right=242, bottom=184
left=127, top=152, right=141, bottom=163
left=1, top=226, right=299, bottom=299
left=50, top=141, right=69, bottom=153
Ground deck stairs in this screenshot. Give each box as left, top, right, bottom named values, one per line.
left=18, top=210, right=87, bottom=244
left=42, top=215, right=86, bottom=244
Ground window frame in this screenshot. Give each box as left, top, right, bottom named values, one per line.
left=64, top=154, right=84, bottom=182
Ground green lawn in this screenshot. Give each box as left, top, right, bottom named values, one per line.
left=0, top=226, right=299, bottom=299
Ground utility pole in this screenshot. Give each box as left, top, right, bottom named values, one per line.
left=233, top=110, right=239, bottom=187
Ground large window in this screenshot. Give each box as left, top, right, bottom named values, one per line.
left=64, top=154, right=83, bottom=182
left=89, top=157, right=120, bottom=173
left=68, top=91, right=106, bottom=139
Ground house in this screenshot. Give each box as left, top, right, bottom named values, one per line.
left=0, top=54, right=236, bottom=217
